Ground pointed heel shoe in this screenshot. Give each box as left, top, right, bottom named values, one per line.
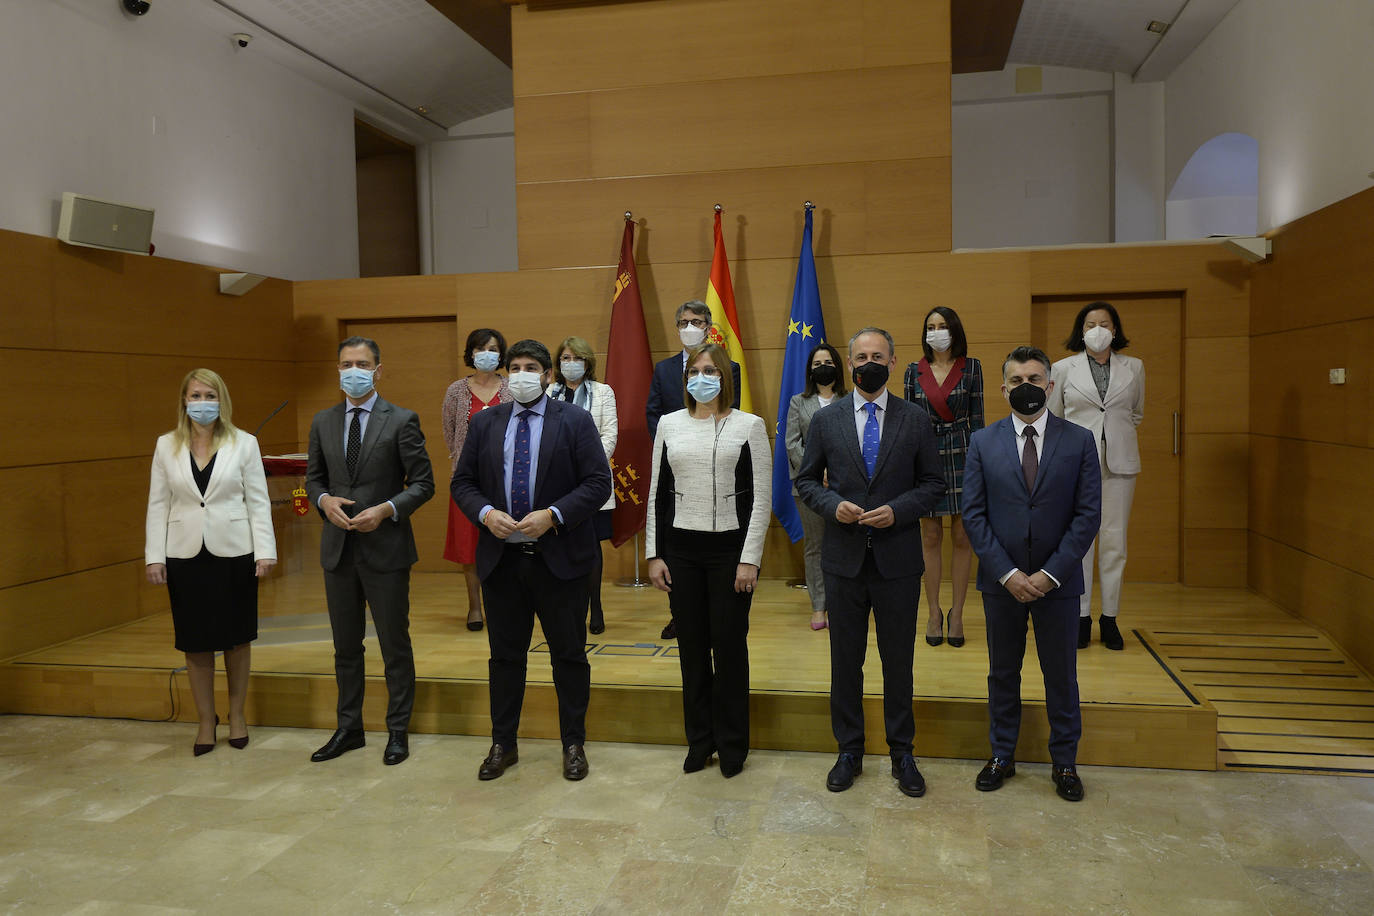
left=925, top=611, right=945, bottom=647
left=193, top=715, right=219, bottom=757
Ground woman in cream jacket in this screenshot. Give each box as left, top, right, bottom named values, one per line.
left=1048, top=302, right=1144, bottom=652
left=145, top=369, right=276, bottom=754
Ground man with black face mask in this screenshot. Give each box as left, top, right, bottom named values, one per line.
left=961, top=346, right=1101, bottom=802
left=795, top=327, right=944, bottom=798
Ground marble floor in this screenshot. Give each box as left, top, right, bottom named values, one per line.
left=1, top=716, right=1371, bottom=915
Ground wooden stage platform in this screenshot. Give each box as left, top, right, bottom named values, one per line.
left=3, top=575, right=1371, bottom=775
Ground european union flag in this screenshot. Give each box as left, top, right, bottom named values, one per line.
left=772, top=206, right=826, bottom=542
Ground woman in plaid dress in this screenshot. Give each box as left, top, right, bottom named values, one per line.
left=903, top=307, right=983, bottom=647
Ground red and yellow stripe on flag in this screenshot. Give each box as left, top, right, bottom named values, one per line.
left=704, top=207, right=752, bottom=413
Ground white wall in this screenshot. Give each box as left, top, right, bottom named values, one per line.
left=1165, top=0, right=1374, bottom=231
left=1113, top=74, right=1166, bottom=243
left=0, top=1, right=359, bottom=281
left=422, top=108, right=518, bottom=275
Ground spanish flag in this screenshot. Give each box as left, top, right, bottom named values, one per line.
left=705, top=207, right=752, bottom=413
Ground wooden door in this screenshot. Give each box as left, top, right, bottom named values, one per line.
left=1031, top=294, right=1182, bottom=584
left=344, top=318, right=459, bottom=573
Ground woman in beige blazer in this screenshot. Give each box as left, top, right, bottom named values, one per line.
left=145, top=369, right=276, bottom=754
left=1048, top=302, right=1144, bottom=652
left=548, top=336, right=618, bottom=634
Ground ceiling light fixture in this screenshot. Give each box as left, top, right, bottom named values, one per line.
left=1146, top=20, right=1170, bottom=34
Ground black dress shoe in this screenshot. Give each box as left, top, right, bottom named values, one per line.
left=826, top=753, right=863, bottom=792
left=1100, top=616, right=1125, bottom=651
left=891, top=754, right=926, bottom=797
left=925, top=611, right=944, bottom=647
left=563, top=744, right=589, bottom=781
left=975, top=756, right=1016, bottom=792
left=661, top=620, right=677, bottom=640
left=383, top=730, right=409, bottom=766
left=1053, top=765, right=1084, bottom=802
left=719, top=758, right=744, bottom=779
left=683, top=744, right=716, bottom=773
left=193, top=715, right=219, bottom=757
left=311, top=728, right=365, bottom=762
left=478, top=743, right=518, bottom=780
left=1077, top=616, right=1092, bottom=649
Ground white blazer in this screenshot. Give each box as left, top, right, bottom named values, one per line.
left=145, top=430, right=277, bottom=564
left=547, top=378, right=619, bottom=511
left=1048, top=352, right=1145, bottom=476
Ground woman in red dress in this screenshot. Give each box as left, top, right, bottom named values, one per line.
left=441, top=329, right=510, bottom=630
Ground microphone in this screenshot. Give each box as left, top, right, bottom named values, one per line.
left=255, top=400, right=288, bottom=436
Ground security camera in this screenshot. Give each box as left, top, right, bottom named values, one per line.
left=234, top=32, right=252, bottom=48
left=122, top=0, right=151, bottom=15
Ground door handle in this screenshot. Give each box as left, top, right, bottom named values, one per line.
left=1173, top=412, right=1180, bottom=456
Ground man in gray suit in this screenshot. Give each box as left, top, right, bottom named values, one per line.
left=305, top=335, right=435, bottom=766
left=796, top=327, right=945, bottom=797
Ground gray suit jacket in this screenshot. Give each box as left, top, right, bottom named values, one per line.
left=306, top=396, right=435, bottom=572
left=795, top=392, right=944, bottom=579
left=784, top=392, right=826, bottom=496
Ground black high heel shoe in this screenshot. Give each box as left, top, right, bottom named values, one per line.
left=947, top=611, right=965, bottom=648
left=588, top=609, right=605, bottom=636
left=228, top=718, right=249, bottom=750
left=466, top=610, right=484, bottom=632
left=925, top=611, right=945, bottom=647
left=194, top=715, right=218, bottom=757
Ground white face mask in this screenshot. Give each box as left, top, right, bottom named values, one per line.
left=472, top=350, right=500, bottom=372
left=925, top=329, right=952, bottom=352
left=679, top=324, right=707, bottom=348
left=1083, top=326, right=1114, bottom=352
left=508, top=370, right=545, bottom=403
left=560, top=360, right=586, bottom=383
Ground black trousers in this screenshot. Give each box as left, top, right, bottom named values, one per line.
left=323, top=534, right=415, bottom=732
left=483, top=543, right=590, bottom=749
left=825, top=549, right=919, bottom=757
left=983, top=593, right=1081, bottom=766
left=665, top=529, right=752, bottom=767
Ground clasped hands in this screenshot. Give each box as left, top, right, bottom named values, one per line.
left=647, top=558, right=758, bottom=595
left=321, top=495, right=391, bottom=533
left=482, top=507, right=555, bottom=540
left=834, top=501, right=894, bottom=528
left=1005, top=570, right=1056, bottom=604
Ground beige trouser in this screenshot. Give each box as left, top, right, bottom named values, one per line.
left=1080, top=458, right=1137, bottom=618
left=797, top=498, right=827, bottom=612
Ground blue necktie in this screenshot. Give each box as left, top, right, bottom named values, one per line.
left=511, top=410, right=533, bottom=519
left=862, top=401, right=879, bottom=478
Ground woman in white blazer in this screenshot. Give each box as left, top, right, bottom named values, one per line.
left=548, top=336, right=618, bottom=634
left=1048, top=302, right=1144, bottom=652
left=145, top=369, right=276, bottom=755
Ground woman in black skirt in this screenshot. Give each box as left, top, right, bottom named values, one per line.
left=145, top=369, right=276, bottom=755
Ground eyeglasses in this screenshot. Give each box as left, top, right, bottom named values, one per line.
left=676, top=318, right=708, bottom=330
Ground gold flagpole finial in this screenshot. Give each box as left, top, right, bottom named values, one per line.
left=624, top=210, right=633, bottom=221
left=713, top=203, right=723, bottom=214
left=804, top=200, right=815, bottom=211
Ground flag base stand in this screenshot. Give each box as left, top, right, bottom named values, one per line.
left=615, top=532, right=652, bottom=588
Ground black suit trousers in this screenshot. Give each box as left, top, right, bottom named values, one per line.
left=825, top=549, right=919, bottom=756
left=323, top=533, right=415, bottom=732
left=483, top=545, right=590, bottom=749
left=982, top=593, right=1081, bottom=766
left=664, top=529, right=752, bottom=767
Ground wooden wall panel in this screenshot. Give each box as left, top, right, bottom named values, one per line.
left=1250, top=319, right=1372, bottom=448
left=2, top=466, right=68, bottom=589
left=1181, top=434, right=1249, bottom=530
left=1184, top=336, right=1248, bottom=434
left=1181, top=529, right=1247, bottom=588
left=516, top=159, right=952, bottom=270
left=511, top=0, right=949, bottom=96
left=0, top=562, right=144, bottom=662
left=0, top=229, right=56, bottom=348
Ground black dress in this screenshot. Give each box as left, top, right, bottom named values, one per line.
left=165, top=453, right=259, bottom=653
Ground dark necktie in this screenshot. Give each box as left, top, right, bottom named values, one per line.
left=346, top=407, right=362, bottom=478
left=1022, top=425, right=1039, bottom=492
left=861, top=401, right=879, bottom=479
left=511, top=410, right=533, bottom=519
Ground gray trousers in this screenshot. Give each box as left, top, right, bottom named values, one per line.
left=797, top=498, right=827, bottom=612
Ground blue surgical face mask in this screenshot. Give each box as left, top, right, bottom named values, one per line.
left=340, top=367, right=375, bottom=399
left=561, top=360, right=586, bottom=383
left=687, top=373, right=722, bottom=404
left=186, top=401, right=220, bottom=426
left=473, top=350, right=500, bottom=372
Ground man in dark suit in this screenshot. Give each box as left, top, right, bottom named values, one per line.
left=796, top=327, right=944, bottom=798
left=646, top=298, right=741, bottom=640
left=305, top=335, right=435, bottom=766
left=452, top=339, right=612, bottom=782
left=961, top=346, right=1101, bottom=802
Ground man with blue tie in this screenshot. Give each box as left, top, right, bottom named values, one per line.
left=451, top=339, right=612, bottom=782
left=796, top=328, right=945, bottom=797
left=961, top=346, right=1101, bottom=802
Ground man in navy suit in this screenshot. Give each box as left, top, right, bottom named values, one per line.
left=645, top=298, right=741, bottom=640
left=452, top=339, right=612, bottom=783
left=961, top=346, right=1101, bottom=802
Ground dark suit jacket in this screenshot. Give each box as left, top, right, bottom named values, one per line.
left=646, top=353, right=742, bottom=438
left=305, top=397, right=435, bottom=572
left=451, top=396, right=612, bottom=582
left=961, top=412, right=1102, bottom=597
left=795, top=393, right=944, bottom=579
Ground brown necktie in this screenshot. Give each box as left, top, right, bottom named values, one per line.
left=1022, top=425, right=1038, bottom=491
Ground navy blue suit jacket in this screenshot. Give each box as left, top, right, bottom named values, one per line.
left=961, top=412, right=1101, bottom=597
left=451, top=396, right=612, bottom=582
left=646, top=353, right=741, bottom=438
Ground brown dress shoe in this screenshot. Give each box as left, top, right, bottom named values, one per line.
left=478, top=743, right=518, bottom=780
left=563, top=744, right=589, bottom=781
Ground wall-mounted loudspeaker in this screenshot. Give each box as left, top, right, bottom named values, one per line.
left=57, top=192, right=155, bottom=256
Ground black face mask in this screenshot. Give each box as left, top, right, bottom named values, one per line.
left=810, top=364, right=838, bottom=386
left=1008, top=382, right=1048, bottom=416
left=852, top=362, right=890, bottom=394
